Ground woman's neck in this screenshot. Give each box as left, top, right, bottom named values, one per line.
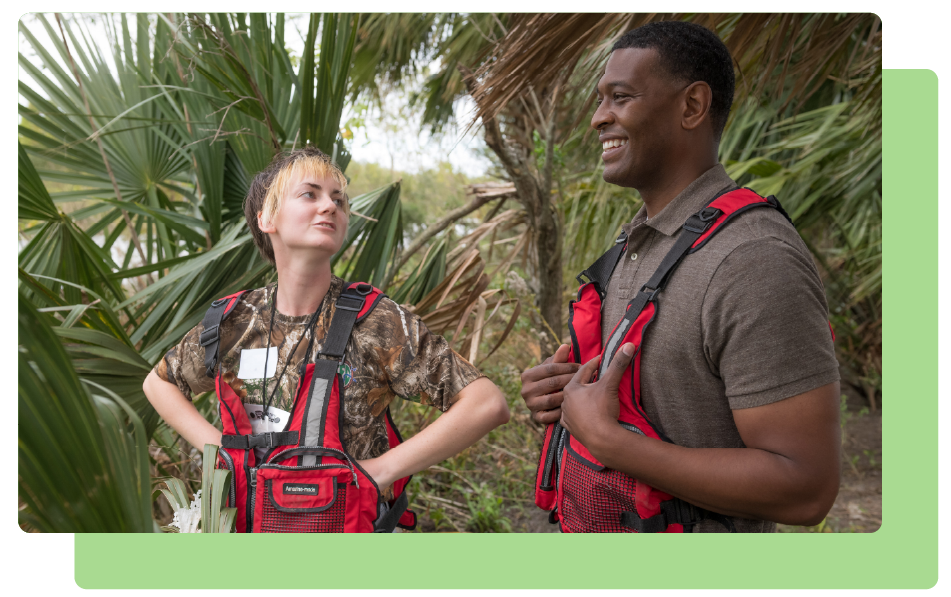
left=274, top=256, right=332, bottom=316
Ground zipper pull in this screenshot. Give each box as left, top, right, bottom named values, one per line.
left=248, top=467, right=258, bottom=487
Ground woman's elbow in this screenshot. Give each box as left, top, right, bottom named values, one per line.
left=477, top=379, right=510, bottom=427
left=491, top=390, right=511, bottom=427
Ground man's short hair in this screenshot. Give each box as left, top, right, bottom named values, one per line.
left=612, top=21, right=735, bottom=140
left=244, top=146, right=349, bottom=265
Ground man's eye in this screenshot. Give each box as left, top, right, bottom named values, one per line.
left=613, top=93, right=627, bottom=101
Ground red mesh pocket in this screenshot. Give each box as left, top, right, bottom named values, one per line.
left=560, top=451, right=639, bottom=533
left=257, top=479, right=348, bottom=533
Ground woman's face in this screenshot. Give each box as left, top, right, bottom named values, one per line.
left=259, top=170, right=349, bottom=261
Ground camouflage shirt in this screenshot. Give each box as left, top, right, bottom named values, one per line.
left=155, top=276, right=483, bottom=468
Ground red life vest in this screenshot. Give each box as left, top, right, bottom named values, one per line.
left=534, top=188, right=796, bottom=533
left=200, top=282, right=417, bottom=533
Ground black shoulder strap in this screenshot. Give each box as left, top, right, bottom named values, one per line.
left=200, top=292, right=246, bottom=378
left=317, top=283, right=374, bottom=360
left=599, top=206, right=721, bottom=378
left=577, top=231, right=628, bottom=299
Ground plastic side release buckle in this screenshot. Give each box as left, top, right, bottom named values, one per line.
left=683, top=207, right=722, bottom=234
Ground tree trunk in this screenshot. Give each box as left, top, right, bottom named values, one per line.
left=460, top=65, right=565, bottom=352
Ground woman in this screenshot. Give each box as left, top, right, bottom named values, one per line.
left=143, top=146, right=510, bottom=532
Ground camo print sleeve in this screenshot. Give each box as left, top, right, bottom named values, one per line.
left=358, top=297, right=483, bottom=412
left=153, top=323, right=216, bottom=399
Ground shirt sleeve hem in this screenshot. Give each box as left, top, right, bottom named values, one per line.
left=444, top=372, right=487, bottom=410
left=728, top=367, right=841, bottom=410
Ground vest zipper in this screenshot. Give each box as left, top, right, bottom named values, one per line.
left=540, top=423, right=563, bottom=490
left=218, top=449, right=236, bottom=507
left=247, top=467, right=257, bottom=531
left=618, top=422, right=646, bottom=436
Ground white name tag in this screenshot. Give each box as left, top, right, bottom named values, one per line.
left=237, top=347, right=278, bottom=380
left=243, top=403, right=291, bottom=434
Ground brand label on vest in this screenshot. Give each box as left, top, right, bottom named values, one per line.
left=283, top=483, right=319, bottom=496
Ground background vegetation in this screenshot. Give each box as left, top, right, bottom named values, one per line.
left=19, top=13, right=881, bottom=533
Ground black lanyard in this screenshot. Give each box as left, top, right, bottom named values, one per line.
left=260, top=284, right=321, bottom=421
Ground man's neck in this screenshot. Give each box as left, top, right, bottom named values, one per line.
left=639, top=154, right=719, bottom=219
left=274, top=255, right=332, bottom=317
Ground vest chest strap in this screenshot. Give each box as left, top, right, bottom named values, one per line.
left=221, top=431, right=299, bottom=450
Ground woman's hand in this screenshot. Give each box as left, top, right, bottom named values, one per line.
left=355, top=456, right=395, bottom=490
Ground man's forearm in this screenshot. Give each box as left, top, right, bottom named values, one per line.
left=589, top=426, right=834, bottom=525
left=143, top=370, right=222, bottom=450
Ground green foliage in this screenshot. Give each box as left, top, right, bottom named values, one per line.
left=19, top=291, right=153, bottom=533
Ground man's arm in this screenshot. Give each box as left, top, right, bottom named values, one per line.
left=560, top=345, right=841, bottom=526
left=356, top=377, right=510, bottom=488
left=143, top=370, right=223, bottom=449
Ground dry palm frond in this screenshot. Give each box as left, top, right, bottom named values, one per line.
left=469, top=13, right=882, bottom=124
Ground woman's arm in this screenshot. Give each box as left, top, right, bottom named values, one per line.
left=143, top=370, right=222, bottom=449
left=357, top=377, right=510, bottom=488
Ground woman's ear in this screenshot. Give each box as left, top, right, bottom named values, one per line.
left=257, top=210, right=276, bottom=234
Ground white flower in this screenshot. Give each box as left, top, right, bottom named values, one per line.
left=168, top=490, right=203, bottom=533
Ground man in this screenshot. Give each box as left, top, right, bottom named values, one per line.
left=520, top=21, right=840, bottom=532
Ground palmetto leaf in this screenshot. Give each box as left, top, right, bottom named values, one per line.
left=19, top=292, right=153, bottom=532
left=332, top=182, right=404, bottom=287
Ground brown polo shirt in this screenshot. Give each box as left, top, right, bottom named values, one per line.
left=600, top=164, right=839, bottom=533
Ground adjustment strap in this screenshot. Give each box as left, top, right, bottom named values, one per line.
left=619, top=498, right=737, bottom=533
left=220, top=431, right=299, bottom=450
left=599, top=207, right=720, bottom=378
left=319, top=286, right=370, bottom=359
left=373, top=490, right=410, bottom=533
left=577, top=231, right=628, bottom=297
left=201, top=293, right=244, bottom=379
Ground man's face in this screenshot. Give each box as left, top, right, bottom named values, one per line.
left=263, top=171, right=349, bottom=259
left=591, top=47, right=686, bottom=188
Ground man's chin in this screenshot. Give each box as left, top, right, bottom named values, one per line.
left=601, top=163, right=632, bottom=187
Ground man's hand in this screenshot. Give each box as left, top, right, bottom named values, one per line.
left=520, top=343, right=581, bottom=424
left=560, top=343, right=634, bottom=446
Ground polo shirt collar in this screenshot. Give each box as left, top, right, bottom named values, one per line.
left=622, top=164, right=737, bottom=238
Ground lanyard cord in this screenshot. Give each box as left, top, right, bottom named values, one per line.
left=260, top=284, right=321, bottom=421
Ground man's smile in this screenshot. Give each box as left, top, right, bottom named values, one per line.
left=600, top=135, right=628, bottom=160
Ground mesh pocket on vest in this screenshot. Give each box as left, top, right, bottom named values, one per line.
left=561, top=451, right=639, bottom=533
left=258, top=480, right=348, bottom=533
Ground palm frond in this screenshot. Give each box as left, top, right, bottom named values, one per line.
left=19, top=291, right=153, bottom=533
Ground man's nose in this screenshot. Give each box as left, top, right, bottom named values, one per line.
left=591, top=100, right=613, bottom=131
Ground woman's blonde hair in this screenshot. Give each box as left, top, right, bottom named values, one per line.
left=244, top=147, right=349, bottom=265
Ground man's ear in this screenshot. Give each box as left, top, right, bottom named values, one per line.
left=682, top=81, right=713, bottom=133
left=257, top=210, right=276, bottom=234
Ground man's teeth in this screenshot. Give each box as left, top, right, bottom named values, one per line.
left=602, top=139, right=628, bottom=150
